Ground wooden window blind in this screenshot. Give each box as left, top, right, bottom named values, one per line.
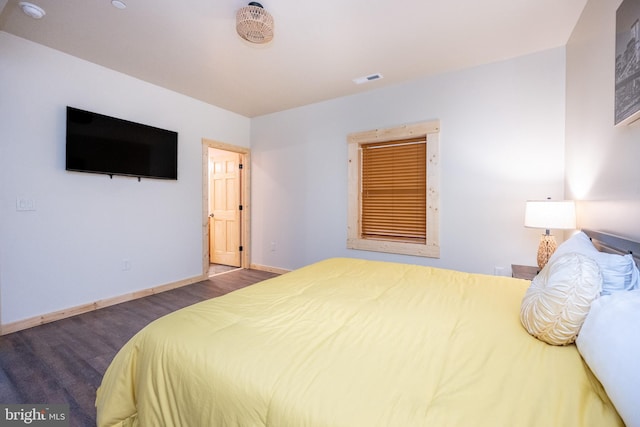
left=360, top=137, right=426, bottom=243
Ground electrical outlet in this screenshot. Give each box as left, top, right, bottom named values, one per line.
left=494, top=266, right=506, bottom=276
left=122, top=259, right=131, bottom=271
left=270, top=241, right=277, bottom=252
left=16, top=197, right=36, bottom=211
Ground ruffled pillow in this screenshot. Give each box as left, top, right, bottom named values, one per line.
left=550, top=231, right=639, bottom=295
left=520, top=252, right=602, bottom=345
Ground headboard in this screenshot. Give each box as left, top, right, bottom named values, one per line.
left=583, top=229, right=640, bottom=268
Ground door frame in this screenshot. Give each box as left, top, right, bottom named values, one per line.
left=201, top=139, right=251, bottom=275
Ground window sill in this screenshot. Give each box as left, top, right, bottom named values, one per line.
left=347, top=237, right=440, bottom=258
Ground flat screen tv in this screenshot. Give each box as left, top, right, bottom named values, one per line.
left=66, top=106, right=178, bottom=180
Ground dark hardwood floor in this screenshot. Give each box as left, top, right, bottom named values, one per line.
left=0, top=268, right=278, bottom=427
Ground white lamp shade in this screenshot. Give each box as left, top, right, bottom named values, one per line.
left=525, top=200, right=576, bottom=230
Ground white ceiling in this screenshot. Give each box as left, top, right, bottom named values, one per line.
left=0, top=0, right=587, bottom=117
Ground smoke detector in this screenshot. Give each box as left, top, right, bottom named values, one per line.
left=19, top=2, right=45, bottom=19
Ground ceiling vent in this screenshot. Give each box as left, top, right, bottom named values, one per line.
left=236, top=2, right=274, bottom=44
left=353, top=73, right=384, bottom=85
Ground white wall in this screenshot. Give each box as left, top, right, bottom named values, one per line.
left=565, top=0, right=640, bottom=241
left=0, top=32, right=250, bottom=325
left=0, top=30, right=572, bottom=325
left=251, top=48, right=567, bottom=274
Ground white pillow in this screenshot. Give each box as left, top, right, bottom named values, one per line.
left=576, top=290, right=640, bottom=427
left=520, top=252, right=602, bottom=345
left=550, top=231, right=639, bottom=295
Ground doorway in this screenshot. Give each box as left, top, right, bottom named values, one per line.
left=202, top=139, right=251, bottom=277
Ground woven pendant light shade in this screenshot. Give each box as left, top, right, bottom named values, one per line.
left=236, top=2, right=274, bottom=44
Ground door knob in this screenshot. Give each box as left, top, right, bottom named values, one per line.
left=209, top=213, right=214, bottom=218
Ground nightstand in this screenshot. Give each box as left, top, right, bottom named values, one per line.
left=511, top=264, right=539, bottom=280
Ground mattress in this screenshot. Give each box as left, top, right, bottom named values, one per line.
left=96, top=258, right=622, bottom=426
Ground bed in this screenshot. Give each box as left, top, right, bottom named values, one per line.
left=96, top=230, right=640, bottom=427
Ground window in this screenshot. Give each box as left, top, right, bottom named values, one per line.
left=347, top=121, right=440, bottom=258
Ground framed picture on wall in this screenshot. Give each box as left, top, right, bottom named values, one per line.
left=615, top=0, right=640, bottom=126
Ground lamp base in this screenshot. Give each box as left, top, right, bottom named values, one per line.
left=537, top=234, right=557, bottom=270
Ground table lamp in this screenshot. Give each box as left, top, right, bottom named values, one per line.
left=524, top=199, right=576, bottom=270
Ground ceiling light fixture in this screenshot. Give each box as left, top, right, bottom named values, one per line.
left=236, top=2, right=274, bottom=44
left=19, top=2, right=45, bottom=19
left=111, top=0, right=127, bottom=9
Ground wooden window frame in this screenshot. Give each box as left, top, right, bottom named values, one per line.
left=347, top=121, right=440, bottom=258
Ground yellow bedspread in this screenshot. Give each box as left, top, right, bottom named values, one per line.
left=96, top=258, right=622, bottom=427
